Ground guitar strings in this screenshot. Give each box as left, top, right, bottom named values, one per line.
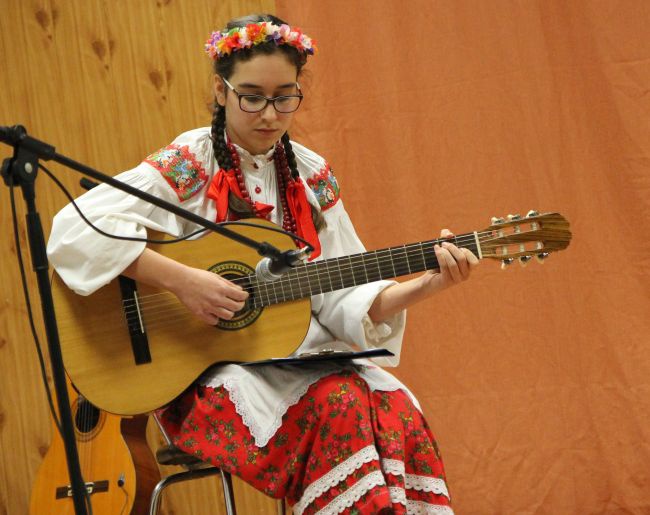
left=123, top=239, right=448, bottom=312
left=119, top=246, right=526, bottom=329
left=134, top=231, right=494, bottom=304
left=121, top=226, right=547, bottom=323
left=52, top=223, right=560, bottom=366
left=70, top=225, right=542, bottom=325
left=119, top=232, right=505, bottom=325
left=129, top=231, right=499, bottom=298
left=119, top=231, right=502, bottom=320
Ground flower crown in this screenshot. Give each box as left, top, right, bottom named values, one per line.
left=205, top=22, right=317, bottom=61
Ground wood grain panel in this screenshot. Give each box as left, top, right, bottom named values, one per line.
left=0, top=1, right=277, bottom=513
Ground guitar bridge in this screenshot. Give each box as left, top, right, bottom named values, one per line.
left=55, top=479, right=109, bottom=499
left=118, top=276, right=152, bottom=365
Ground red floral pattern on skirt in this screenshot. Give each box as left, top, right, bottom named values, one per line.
left=157, top=370, right=453, bottom=514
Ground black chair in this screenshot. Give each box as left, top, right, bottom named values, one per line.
left=149, top=413, right=287, bottom=515
left=149, top=413, right=237, bottom=515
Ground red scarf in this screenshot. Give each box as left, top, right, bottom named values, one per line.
left=206, top=168, right=321, bottom=259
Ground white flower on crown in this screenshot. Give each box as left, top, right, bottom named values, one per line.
left=279, top=24, right=291, bottom=39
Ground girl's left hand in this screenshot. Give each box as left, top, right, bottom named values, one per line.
left=421, top=228, right=479, bottom=293
left=368, top=229, right=480, bottom=323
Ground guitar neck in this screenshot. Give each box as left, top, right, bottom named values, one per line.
left=251, top=231, right=482, bottom=307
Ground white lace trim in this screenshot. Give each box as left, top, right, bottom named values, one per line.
left=292, top=445, right=380, bottom=515
left=219, top=368, right=336, bottom=447
left=382, top=459, right=450, bottom=499
left=406, top=502, right=454, bottom=515
left=382, top=457, right=406, bottom=476
left=315, top=471, right=386, bottom=515
left=389, top=488, right=454, bottom=513
left=208, top=366, right=417, bottom=447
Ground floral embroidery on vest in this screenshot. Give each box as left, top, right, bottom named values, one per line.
left=306, top=164, right=340, bottom=211
left=145, top=144, right=208, bottom=201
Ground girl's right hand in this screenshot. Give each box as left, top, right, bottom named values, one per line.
left=172, top=267, right=249, bottom=325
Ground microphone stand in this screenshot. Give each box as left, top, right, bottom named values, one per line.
left=0, top=125, right=293, bottom=515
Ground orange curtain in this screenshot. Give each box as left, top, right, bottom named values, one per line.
left=278, top=1, right=650, bottom=513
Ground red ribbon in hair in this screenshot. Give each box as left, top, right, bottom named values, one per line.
left=206, top=169, right=274, bottom=222
left=207, top=169, right=321, bottom=260
left=286, top=180, right=321, bottom=259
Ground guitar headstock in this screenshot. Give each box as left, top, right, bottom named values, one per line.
left=479, top=211, right=571, bottom=268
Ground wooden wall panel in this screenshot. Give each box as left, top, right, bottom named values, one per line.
left=0, top=1, right=279, bottom=513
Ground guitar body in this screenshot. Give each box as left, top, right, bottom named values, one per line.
left=29, top=378, right=159, bottom=514
left=53, top=219, right=311, bottom=415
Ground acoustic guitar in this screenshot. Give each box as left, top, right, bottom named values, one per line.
left=52, top=211, right=571, bottom=415
left=29, top=376, right=159, bottom=514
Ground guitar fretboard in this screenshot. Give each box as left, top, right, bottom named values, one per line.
left=249, top=233, right=481, bottom=308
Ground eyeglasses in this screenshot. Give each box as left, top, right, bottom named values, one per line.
left=222, top=77, right=303, bottom=113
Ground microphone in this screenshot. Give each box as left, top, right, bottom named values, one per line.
left=0, top=125, right=55, bottom=158
left=256, top=247, right=311, bottom=282
left=0, top=125, right=26, bottom=145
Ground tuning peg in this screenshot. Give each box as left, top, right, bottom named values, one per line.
left=507, top=214, right=521, bottom=221
left=519, top=255, right=532, bottom=266
left=526, top=210, right=539, bottom=218
left=491, top=216, right=505, bottom=225
left=501, top=257, right=514, bottom=269
left=536, top=252, right=550, bottom=263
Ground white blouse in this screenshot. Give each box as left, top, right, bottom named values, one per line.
left=47, top=127, right=420, bottom=446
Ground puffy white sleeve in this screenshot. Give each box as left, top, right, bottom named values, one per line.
left=47, top=128, right=215, bottom=296
left=292, top=142, right=406, bottom=366
left=311, top=201, right=407, bottom=366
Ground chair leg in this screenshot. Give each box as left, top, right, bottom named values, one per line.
left=149, top=467, right=223, bottom=515
left=220, top=469, right=237, bottom=515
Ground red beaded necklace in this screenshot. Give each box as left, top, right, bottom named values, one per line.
left=226, top=140, right=298, bottom=235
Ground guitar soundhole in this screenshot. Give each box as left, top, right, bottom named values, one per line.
left=74, top=397, right=105, bottom=441
left=207, top=260, right=263, bottom=331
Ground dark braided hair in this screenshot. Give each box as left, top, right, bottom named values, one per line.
left=281, top=132, right=299, bottom=181
left=210, top=97, right=253, bottom=214
left=209, top=14, right=325, bottom=230
left=210, top=103, right=230, bottom=170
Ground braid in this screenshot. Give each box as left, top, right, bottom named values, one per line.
left=281, top=132, right=300, bottom=181
left=281, top=132, right=327, bottom=232
left=210, top=103, right=232, bottom=170
left=210, top=102, right=254, bottom=218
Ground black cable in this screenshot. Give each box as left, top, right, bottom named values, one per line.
left=39, top=163, right=313, bottom=248
left=8, top=173, right=95, bottom=515
left=117, top=477, right=129, bottom=515
left=8, top=172, right=62, bottom=436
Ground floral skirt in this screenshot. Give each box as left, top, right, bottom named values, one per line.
left=157, top=370, right=454, bottom=514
